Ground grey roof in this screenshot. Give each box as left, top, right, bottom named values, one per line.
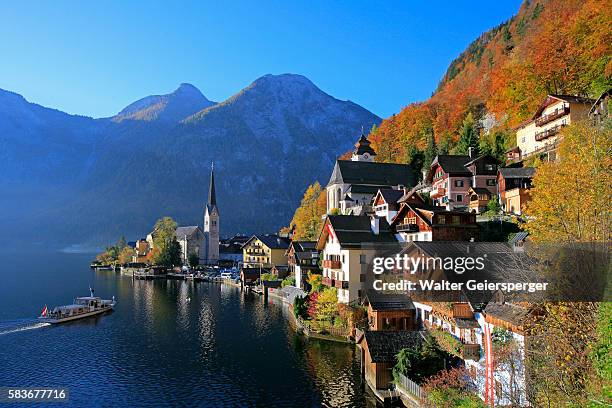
left=365, top=292, right=414, bottom=310
left=327, top=215, right=397, bottom=247
left=484, top=302, right=529, bottom=326
left=549, top=94, right=596, bottom=105
left=498, top=167, right=536, bottom=179
left=377, top=189, right=405, bottom=205
left=348, top=184, right=388, bottom=195
left=464, top=154, right=500, bottom=168
left=328, top=160, right=416, bottom=188
left=509, top=231, right=529, bottom=244
left=248, top=234, right=291, bottom=249
left=362, top=331, right=424, bottom=363
left=431, top=155, right=472, bottom=175
left=175, top=226, right=201, bottom=239
left=292, top=241, right=317, bottom=251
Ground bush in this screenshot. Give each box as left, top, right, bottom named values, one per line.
left=281, top=276, right=295, bottom=288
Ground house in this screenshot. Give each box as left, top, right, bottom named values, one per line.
left=357, top=331, right=423, bottom=391
left=371, top=188, right=406, bottom=223
left=286, top=241, right=320, bottom=290
left=364, top=292, right=417, bottom=331
left=589, top=88, right=611, bottom=124
left=219, top=234, right=249, bottom=264
left=316, top=215, right=397, bottom=304
left=468, top=187, right=494, bottom=214
left=497, top=167, right=535, bottom=215
left=132, top=239, right=151, bottom=263
left=242, top=234, right=291, bottom=268
left=395, top=241, right=530, bottom=405
left=513, top=94, right=594, bottom=162
left=390, top=202, right=479, bottom=242
left=327, top=133, right=416, bottom=215
left=426, top=150, right=499, bottom=210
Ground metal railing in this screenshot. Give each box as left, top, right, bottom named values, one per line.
left=396, top=223, right=419, bottom=232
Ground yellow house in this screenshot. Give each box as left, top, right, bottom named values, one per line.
left=242, top=234, right=290, bottom=268
left=514, top=95, right=594, bottom=161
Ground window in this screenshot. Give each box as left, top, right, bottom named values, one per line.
left=408, top=217, right=417, bottom=225
left=438, top=215, right=446, bottom=224
left=359, top=254, right=366, bottom=264
left=342, top=254, right=345, bottom=263
left=456, top=194, right=463, bottom=202
left=485, top=164, right=495, bottom=171
left=455, top=180, right=464, bottom=187
left=486, top=179, right=496, bottom=186
left=521, top=136, right=526, bottom=143
left=452, top=216, right=460, bottom=224
left=360, top=274, right=365, bottom=282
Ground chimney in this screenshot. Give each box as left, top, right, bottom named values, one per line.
left=422, top=169, right=428, bottom=182
left=370, top=217, right=380, bottom=235
left=468, top=147, right=475, bottom=158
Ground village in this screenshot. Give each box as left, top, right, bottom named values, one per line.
left=92, top=91, right=610, bottom=407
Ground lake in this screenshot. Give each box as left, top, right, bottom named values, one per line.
left=0, top=252, right=378, bottom=407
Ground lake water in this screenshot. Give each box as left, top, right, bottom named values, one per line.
left=0, top=252, right=377, bottom=407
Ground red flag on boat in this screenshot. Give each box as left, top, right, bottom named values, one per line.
left=40, top=305, right=48, bottom=317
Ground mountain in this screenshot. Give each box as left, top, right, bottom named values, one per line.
left=113, top=83, right=216, bottom=123
left=369, top=0, right=611, bottom=163
left=0, top=74, right=380, bottom=249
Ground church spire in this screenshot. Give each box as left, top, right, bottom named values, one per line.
left=351, top=129, right=376, bottom=162
left=208, top=162, right=217, bottom=208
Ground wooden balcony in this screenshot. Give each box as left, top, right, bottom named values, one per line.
left=334, top=279, right=349, bottom=290
left=452, top=303, right=474, bottom=319
left=462, top=343, right=481, bottom=361
left=535, top=106, right=569, bottom=127
left=396, top=223, right=419, bottom=233
left=322, top=259, right=341, bottom=269
left=535, top=124, right=564, bottom=141
left=430, top=186, right=446, bottom=198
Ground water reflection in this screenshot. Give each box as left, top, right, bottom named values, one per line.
left=0, top=253, right=374, bottom=408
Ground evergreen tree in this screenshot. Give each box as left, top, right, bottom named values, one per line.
left=454, top=112, right=479, bottom=155
left=423, top=128, right=437, bottom=172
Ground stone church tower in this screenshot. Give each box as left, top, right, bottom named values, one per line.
left=203, top=164, right=219, bottom=262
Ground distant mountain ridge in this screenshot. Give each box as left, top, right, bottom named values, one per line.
left=0, top=74, right=380, bottom=248
left=113, top=83, right=216, bottom=123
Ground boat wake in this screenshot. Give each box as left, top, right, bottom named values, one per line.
left=0, top=320, right=51, bottom=336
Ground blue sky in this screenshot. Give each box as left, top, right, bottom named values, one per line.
left=0, top=1, right=521, bottom=118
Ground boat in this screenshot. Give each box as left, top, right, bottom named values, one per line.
left=38, top=288, right=116, bottom=324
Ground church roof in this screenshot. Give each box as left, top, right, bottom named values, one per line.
left=353, top=134, right=377, bottom=156
left=175, top=226, right=202, bottom=239
left=327, top=160, right=416, bottom=188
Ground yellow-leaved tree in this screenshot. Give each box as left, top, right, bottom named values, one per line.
left=287, top=182, right=327, bottom=241
left=525, top=121, right=611, bottom=242
left=523, top=120, right=611, bottom=406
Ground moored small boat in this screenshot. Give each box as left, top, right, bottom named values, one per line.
left=39, top=288, right=116, bottom=324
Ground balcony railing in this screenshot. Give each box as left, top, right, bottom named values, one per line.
left=462, top=343, right=481, bottom=361
left=430, top=187, right=446, bottom=198
left=535, top=124, right=564, bottom=141
left=322, top=259, right=341, bottom=269
left=535, top=105, right=569, bottom=127
left=334, top=280, right=349, bottom=290
left=396, top=223, right=419, bottom=233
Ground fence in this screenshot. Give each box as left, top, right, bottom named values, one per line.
left=396, top=373, right=426, bottom=401
left=297, top=317, right=349, bottom=338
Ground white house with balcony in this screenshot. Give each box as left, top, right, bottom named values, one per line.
left=315, top=215, right=397, bottom=304
left=512, top=94, right=594, bottom=162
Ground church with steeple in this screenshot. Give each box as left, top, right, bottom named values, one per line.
left=326, top=131, right=417, bottom=214
left=203, top=164, right=220, bottom=262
